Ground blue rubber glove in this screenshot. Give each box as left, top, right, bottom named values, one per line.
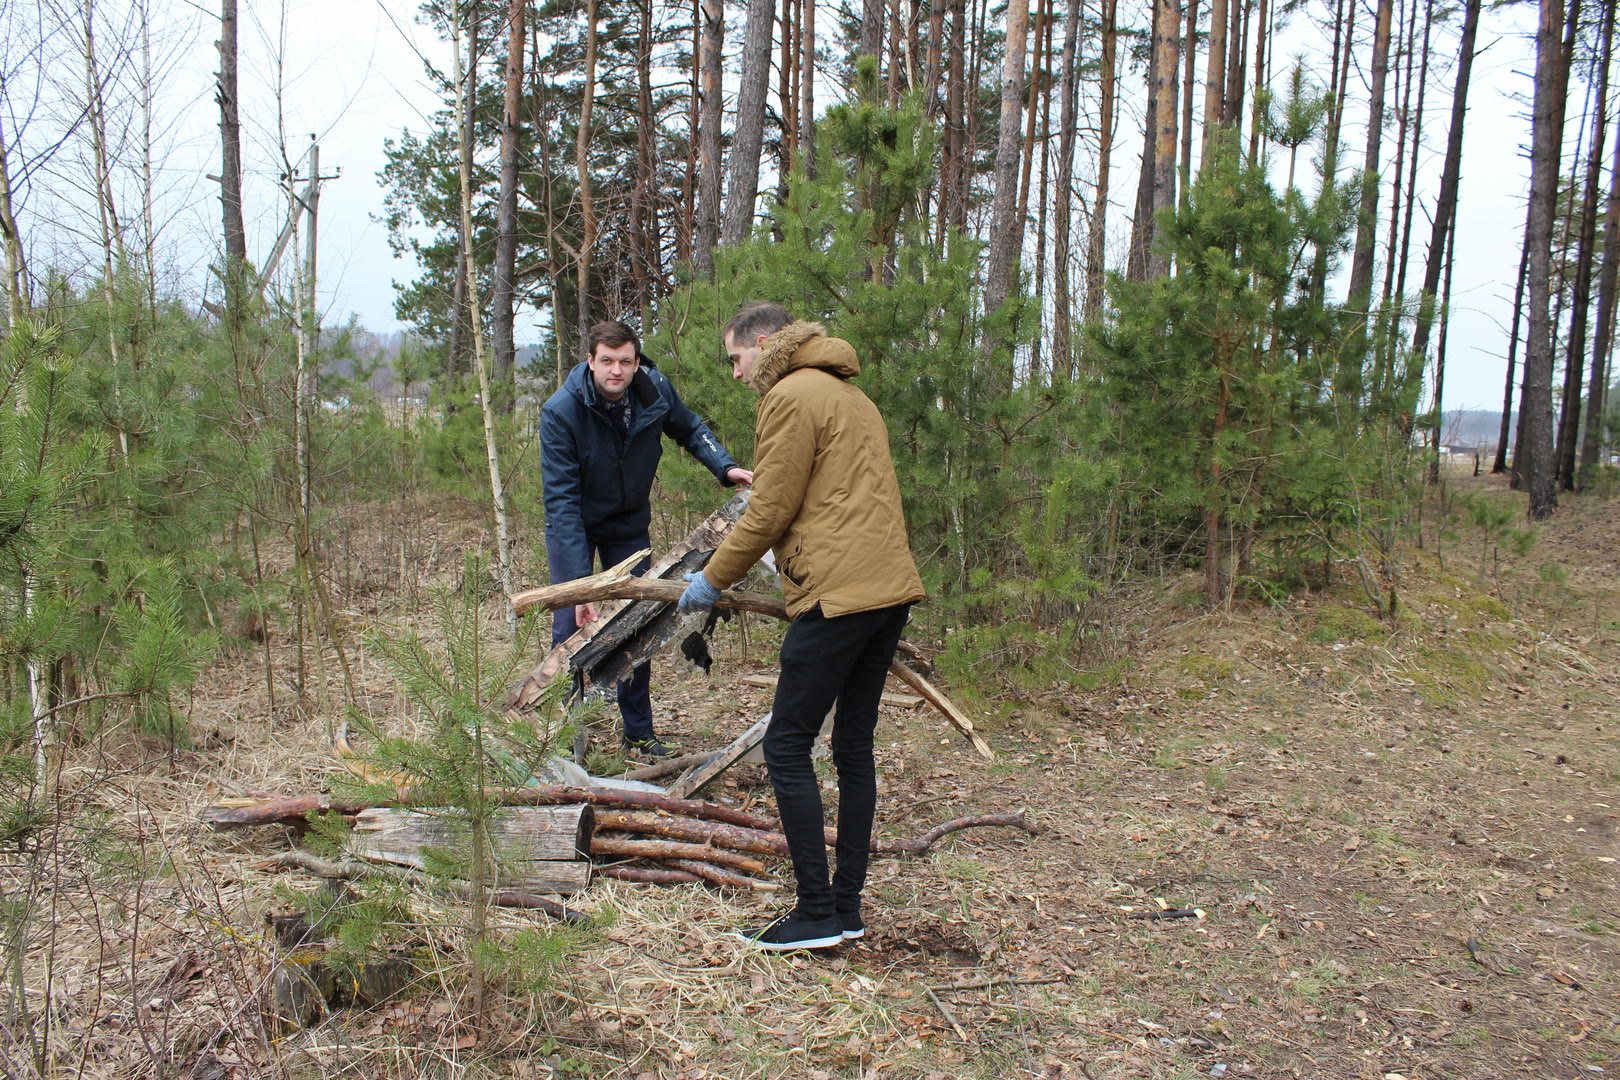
left=678, top=570, right=722, bottom=614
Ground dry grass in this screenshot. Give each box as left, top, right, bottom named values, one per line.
left=4, top=476, right=1619, bottom=1078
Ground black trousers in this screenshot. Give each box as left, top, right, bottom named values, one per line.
left=546, top=532, right=655, bottom=741
left=765, top=602, right=912, bottom=917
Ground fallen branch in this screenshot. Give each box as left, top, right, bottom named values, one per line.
left=599, top=866, right=703, bottom=886
left=866, top=812, right=1041, bottom=855
left=264, top=850, right=592, bottom=924
left=593, top=810, right=789, bottom=856
left=620, top=752, right=712, bottom=782
left=664, top=858, right=779, bottom=892
left=589, top=836, right=766, bottom=875
left=511, top=565, right=788, bottom=619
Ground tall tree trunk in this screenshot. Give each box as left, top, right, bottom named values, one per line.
left=632, top=0, right=655, bottom=322
left=0, top=113, right=27, bottom=324
left=1393, top=0, right=1431, bottom=304
left=1346, top=0, right=1394, bottom=313
left=576, top=0, right=600, bottom=342
left=1557, top=0, right=1614, bottom=489
left=1374, top=0, right=1419, bottom=395
left=680, top=0, right=699, bottom=266
left=1409, top=0, right=1477, bottom=371
left=1428, top=207, right=1457, bottom=482
left=862, top=0, right=883, bottom=66
left=1127, top=0, right=1162, bottom=282
left=218, top=0, right=247, bottom=327
left=1223, top=0, right=1247, bottom=127
left=942, top=0, right=968, bottom=231
left=695, top=0, right=724, bottom=275
left=1202, top=0, right=1229, bottom=160
left=1582, top=101, right=1620, bottom=475
left=887, top=0, right=904, bottom=103
left=1017, top=0, right=1050, bottom=234
left=1179, top=0, right=1198, bottom=200
left=491, top=0, right=525, bottom=394
left=801, top=0, right=816, bottom=167
left=724, top=0, right=776, bottom=246
left=1051, top=0, right=1082, bottom=380
left=1148, top=0, right=1181, bottom=279
left=1519, top=0, right=1576, bottom=520
left=1245, top=0, right=1268, bottom=163
left=1494, top=242, right=1528, bottom=475
left=983, top=0, right=1031, bottom=320
left=139, top=0, right=157, bottom=322
left=1085, top=0, right=1118, bottom=318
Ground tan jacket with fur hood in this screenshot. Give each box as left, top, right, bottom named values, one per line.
left=702, top=321, right=926, bottom=619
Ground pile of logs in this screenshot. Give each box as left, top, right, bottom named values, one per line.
left=206, top=784, right=1039, bottom=900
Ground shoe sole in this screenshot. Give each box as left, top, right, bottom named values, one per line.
left=840, top=928, right=864, bottom=940
left=731, top=931, right=844, bottom=951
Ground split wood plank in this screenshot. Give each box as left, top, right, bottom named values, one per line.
left=737, top=673, right=922, bottom=709
left=349, top=805, right=594, bottom=895
left=664, top=711, right=772, bottom=800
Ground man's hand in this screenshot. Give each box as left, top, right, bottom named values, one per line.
left=726, top=467, right=755, bottom=486
left=677, top=571, right=722, bottom=614
left=575, top=602, right=598, bottom=627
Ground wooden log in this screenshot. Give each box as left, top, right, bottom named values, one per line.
left=349, top=806, right=594, bottom=895
left=267, top=850, right=592, bottom=924
left=866, top=812, right=1041, bottom=854
left=589, top=836, right=767, bottom=875
left=738, top=674, right=923, bottom=709
left=592, top=809, right=789, bottom=856
left=202, top=784, right=778, bottom=833
left=664, top=858, right=779, bottom=891
left=511, top=569, right=787, bottom=620
left=600, top=865, right=702, bottom=886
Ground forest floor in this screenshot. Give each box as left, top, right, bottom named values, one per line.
left=12, top=468, right=1620, bottom=1080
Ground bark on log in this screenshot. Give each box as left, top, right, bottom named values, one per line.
left=593, top=809, right=790, bottom=856
left=665, top=858, right=779, bottom=891
left=600, top=865, right=703, bottom=885
left=589, top=836, right=767, bottom=875
left=202, top=784, right=778, bottom=833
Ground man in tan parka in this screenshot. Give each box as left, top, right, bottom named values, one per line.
left=679, top=302, right=925, bottom=951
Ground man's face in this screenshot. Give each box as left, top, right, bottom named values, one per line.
left=587, top=341, right=639, bottom=400
left=724, top=330, right=766, bottom=392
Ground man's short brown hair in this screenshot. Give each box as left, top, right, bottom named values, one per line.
left=587, top=320, right=640, bottom=359
left=722, top=302, right=794, bottom=351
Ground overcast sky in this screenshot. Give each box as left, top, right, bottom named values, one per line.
left=5, top=0, right=1555, bottom=413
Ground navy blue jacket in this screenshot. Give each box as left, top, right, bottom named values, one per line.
left=541, top=357, right=739, bottom=584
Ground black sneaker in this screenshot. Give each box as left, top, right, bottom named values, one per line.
left=624, top=736, right=678, bottom=760
left=837, top=911, right=865, bottom=940
left=732, top=909, right=844, bottom=951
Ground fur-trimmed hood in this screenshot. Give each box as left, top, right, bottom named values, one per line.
left=751, top=321, right=860, bottom=395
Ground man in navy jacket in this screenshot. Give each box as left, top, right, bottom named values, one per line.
left=541, top=320, right=752, bottom=757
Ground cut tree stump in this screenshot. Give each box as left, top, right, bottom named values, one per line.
left=349, top=805, right=594, bottom=895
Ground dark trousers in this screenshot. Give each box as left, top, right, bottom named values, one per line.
left=547, top=531, right=655, bottom=742
left=765, top=602, right=912, bottom=917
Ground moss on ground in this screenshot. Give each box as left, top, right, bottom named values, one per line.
left=1308, top=604, right=1388, bottom=644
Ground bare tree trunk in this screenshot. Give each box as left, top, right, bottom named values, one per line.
left=862, top=0, right=883, bottom=60
left=1245, top=0, right=1268, bottom=163
left=1223, top=0, right=1247, bottom=127
left=218, top=0, right=247, bottom=327
left=887, top=0, right=903, bottom=103
left=632, top=0, right=655, bottom=322
left=1557, top=0, right=1614, bottom=489
left=1582, top=99, right=1620, bottom=475
left=983, top=0, right=1030, bottom=321
left=1202, top=0, right=1228, bottom=161
left=0, top=113, right=27, bottom=324
left=695, top=0, right=723, bottom=274
left=1409, top=0, right=1477, bottom=375
left=1127, top=0, right=1161, bottom=282
left=576, top=0, right=600, bottom=343
left=723, top=0, right=775, bottom=246
left=1428, top=201, right=1457, bottom=482
left=447, top=10, right=479, bottom=381
left=1016, top=0, right=1050, bottom=240
left=491, top=0, right=525, bottom=395
left=1051, top=0, right=1082, bottom=380
left=1494, top=242, right=1528, bottom=475
left=1375, top=0, right=1419, bottom=394
left=801, top=0, right=816, bottom=168
left=1084, top=0, right=1118, bottom=319
left=1519, top=0, right=1575, bottom=520
left=1148, top=0, right=1180, bottom=279
left=1345, top=0, right=1393, bottom=313
left=83, top=0, right=127, bottom=454
left=139, top=0, right=157, bottom=321
left=680, top=0, right=699, bottom=266
left=942, top=0, right=968, bottom=232
left=1179, top=0, right=1197, bottom=200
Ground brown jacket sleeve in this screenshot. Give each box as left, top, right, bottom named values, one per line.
left=701, top=388, right=811, bottom=590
